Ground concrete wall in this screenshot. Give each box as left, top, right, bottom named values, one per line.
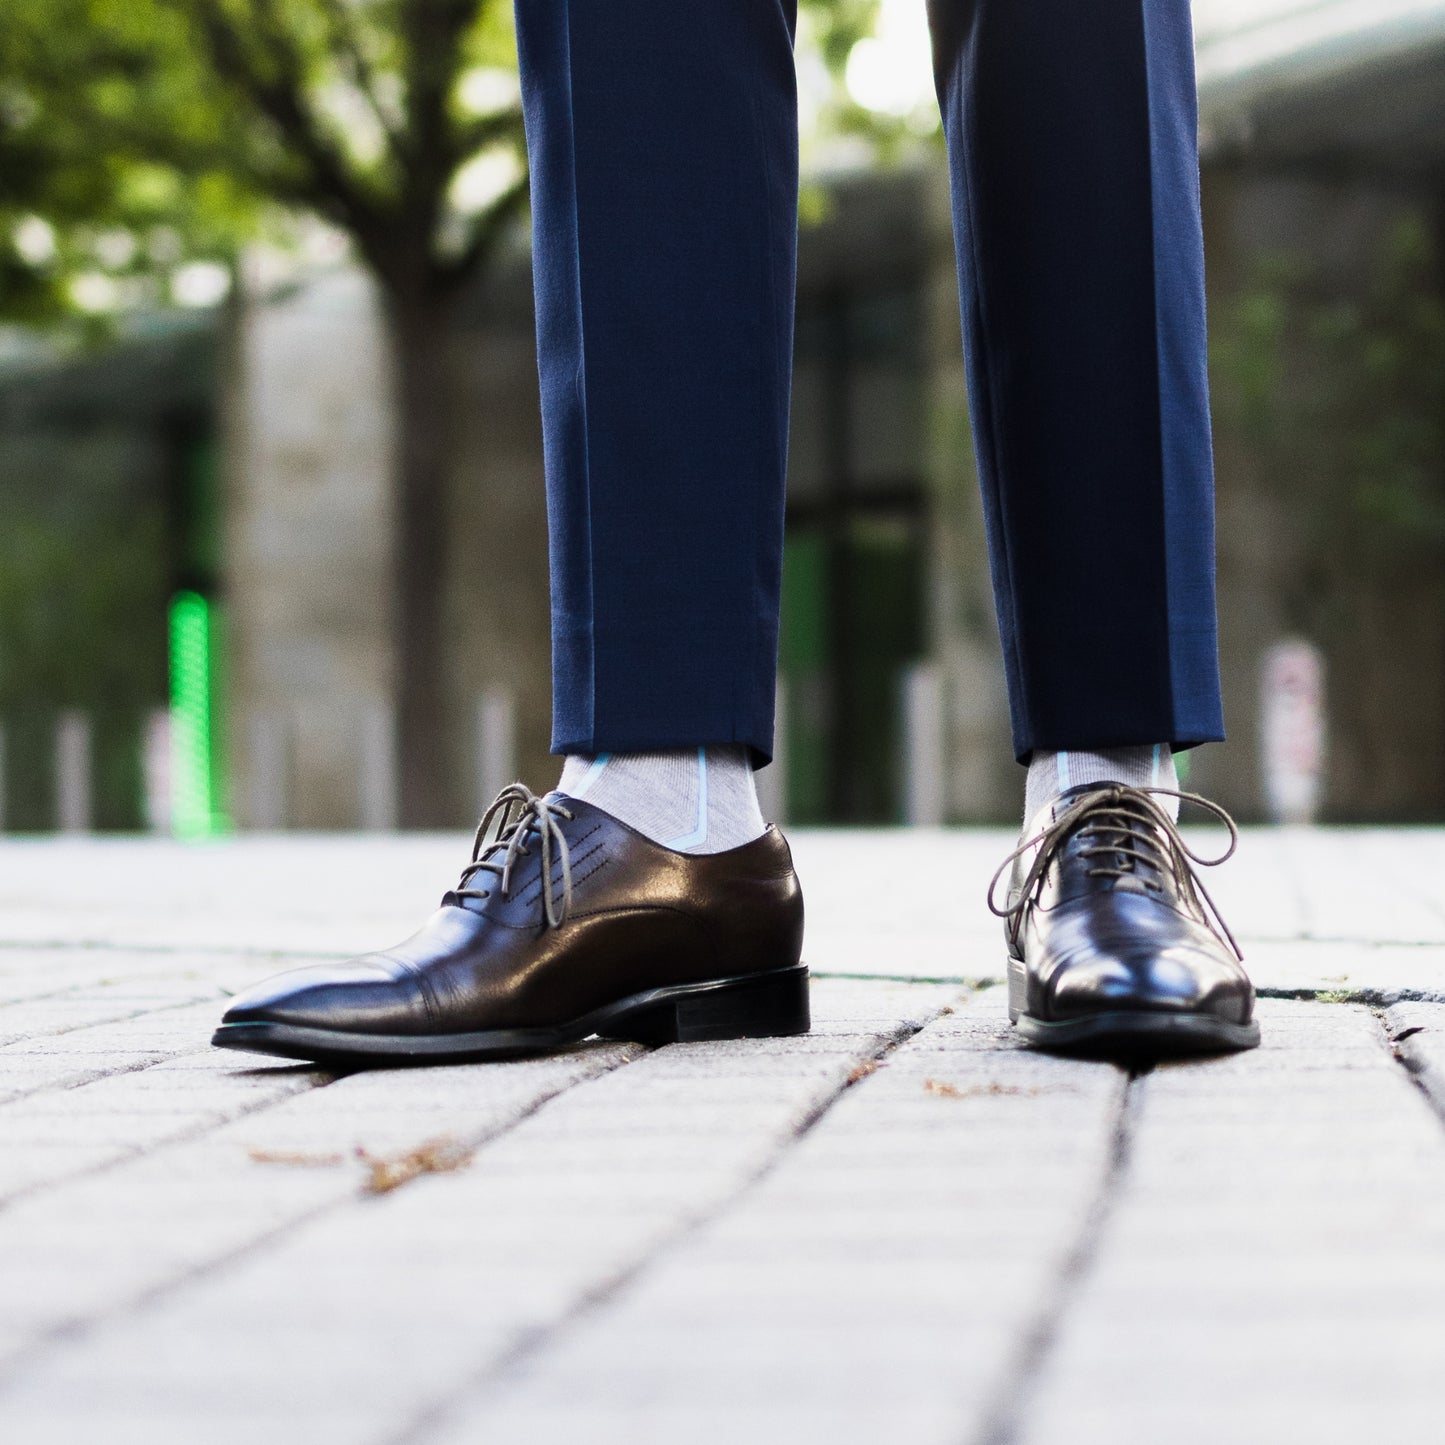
left=223, top=259, right=554, bottom=831
left=1192, top=170, right=1445, bottom=821
left=439, top=309, right=554, bottom=816
left=224, top=269, right=397, bottom=830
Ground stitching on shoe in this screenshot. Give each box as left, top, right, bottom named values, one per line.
left=517, top=836, right=605, bottom=905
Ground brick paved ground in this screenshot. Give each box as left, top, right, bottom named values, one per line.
left=0, top=825, right=1442, bottom=1442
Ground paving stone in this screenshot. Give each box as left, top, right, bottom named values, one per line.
left=0, top=1058, right=167, bottom=1102
left=0, top=981, right=954, bottom=1436
left=418, top=988, right=1122, bottom=1445
left=0, top=1057, right=329, bottom=1202
left=1, top=833, right=1444, bottom=1442
left=1244, top=940, right=1445, bottom=997
left=16, top=828, right=1444, bottom=968
left=1386, top=999, right=1445, bottom=1091
left=1017, top=998, right=1445, bottom=1445
left=0, top=1038, right=642, bottom=1384
left=0, top=989, right=214, bottom=1048
left=0, top=1409, right=387, bottom=1445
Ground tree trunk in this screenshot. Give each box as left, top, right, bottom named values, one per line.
left=383, top=282, right=456, bottom=829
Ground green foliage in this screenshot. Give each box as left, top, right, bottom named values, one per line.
left=0, top=483, right=169, bottom=711
left=800, top=0, right=942, bottom=164
left=1, top=0, right=899, bottom=335
left=1210, top=216, right=1445, bottom=634
left=807, top=0, right=880, bottom=74
left=1, top=0, right=262, bottom=333
left=1, top=0, right=528, bottom=333
left=0, top=455, right=170, bottom=831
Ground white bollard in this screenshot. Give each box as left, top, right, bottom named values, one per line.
left=247, top=710, right=289, bottom=831
left=475, top=689, right=517, bottom=815
left=901, top=661, right=946, bottom=826
left=1260, top=640, right=1326, bottom=825
left=142, top=709, right=173, bottom=834
left=55, top=711, right=92, bottom=834
left=358, top=697, right=398, bottom=831
left=755, top=676, right=788, bottom=826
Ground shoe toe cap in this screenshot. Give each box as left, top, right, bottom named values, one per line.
left=221, top=958, right=428, bottom=1034
left=1045, top=931, right=1253, bottom=1026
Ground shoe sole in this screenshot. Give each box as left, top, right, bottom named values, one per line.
left=211, top=963, right=811, bottom=1065
left=1007, top=957, right=1260, bottom=1058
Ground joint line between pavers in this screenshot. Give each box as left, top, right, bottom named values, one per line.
left=972, top=1062, right=1144, bottom=1445
left=0, top=1000, right=267, bottom=1114
left=0, top=1047, right=344, bottom=1218
left=0, top=1049, right=201, bottom=1114
left=1372, top=1006, right=1445, bottom=1122
left=390, top=991, right=966, bottom=1445
left=0, top=994, right=224, bottom=1045
left=1266, top=985, right=1445, bottom=1007
left=0, top=979, right=204, bottom=1014
left=0, top=938, right=356, bottom=961
left=811, top=970, right=1004, bottom=988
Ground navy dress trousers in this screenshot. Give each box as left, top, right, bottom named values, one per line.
left=514, top=0, right=1225, bottom=765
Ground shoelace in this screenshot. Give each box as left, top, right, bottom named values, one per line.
left=986, top=784, right=1242, bottom=960
left=451, top=784, right=575, bottom=929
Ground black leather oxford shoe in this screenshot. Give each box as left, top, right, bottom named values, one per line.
left=991, top=782, right=1258, bottom=1057
left=213, top=785, right=808, bottom=1064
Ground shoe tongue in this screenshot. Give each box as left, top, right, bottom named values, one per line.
left=1056, top=780, right=1132, bottom=806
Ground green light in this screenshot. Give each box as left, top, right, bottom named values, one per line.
left=168, top=591, right=226, bottom=838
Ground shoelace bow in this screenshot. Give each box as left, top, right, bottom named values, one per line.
left=451, top=783, right=575, bottom=929
left=986, top=785, right=1242, bottom=960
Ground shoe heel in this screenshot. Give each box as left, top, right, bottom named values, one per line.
left=605, top=967, right=810, bottom=1045
left=1007, top=954, right=1027, bottom=1023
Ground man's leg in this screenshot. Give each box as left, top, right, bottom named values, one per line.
left=928, top=0, right=1222, bottom=770
left=927, top=0, right=1256, bottom=1053
left=519, top=0, right=797, bottom=762
left=517, top=0, right=799, bottom=850
left=212, top=1, right=810, bottom=1064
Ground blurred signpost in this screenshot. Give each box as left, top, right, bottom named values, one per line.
left=902, top=662, right=946, bottom=826
left=475, top=690, right=518, bottom=820
left=755, top=677, right=788, bottom=827
left=168, top=591, right=228, bottom=838
left=54, top=712, right=92, bottom=834
left=1260, top=639, right=1326, bottom=825
left=143, top=711, right=172, bottom=835
left=359, top=699, right=398, bottom=833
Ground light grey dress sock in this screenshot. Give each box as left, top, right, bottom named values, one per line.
left=1023, top=745, right=1179, bottom=833
left=557, top=746, right=766, bottom=855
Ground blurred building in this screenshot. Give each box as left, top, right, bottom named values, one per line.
left=3, top=3, right=1443, bottom=828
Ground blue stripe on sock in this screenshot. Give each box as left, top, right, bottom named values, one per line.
left=1056, top=751, right=1070, bottom=794
left=665, top=747, right=709, bottom=850
left=569, top=753, right=611, bottom=799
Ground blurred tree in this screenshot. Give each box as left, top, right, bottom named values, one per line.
left=1210, top=218, right=1445, bottom=639
left=0, top=0, right=262, bottom=328
left=4, top=0, right=529, bottom=825
left=800, top=0, right=939, bottom=163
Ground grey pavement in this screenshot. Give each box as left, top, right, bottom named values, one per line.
left=0, top=826, right=1442, bottom=1441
